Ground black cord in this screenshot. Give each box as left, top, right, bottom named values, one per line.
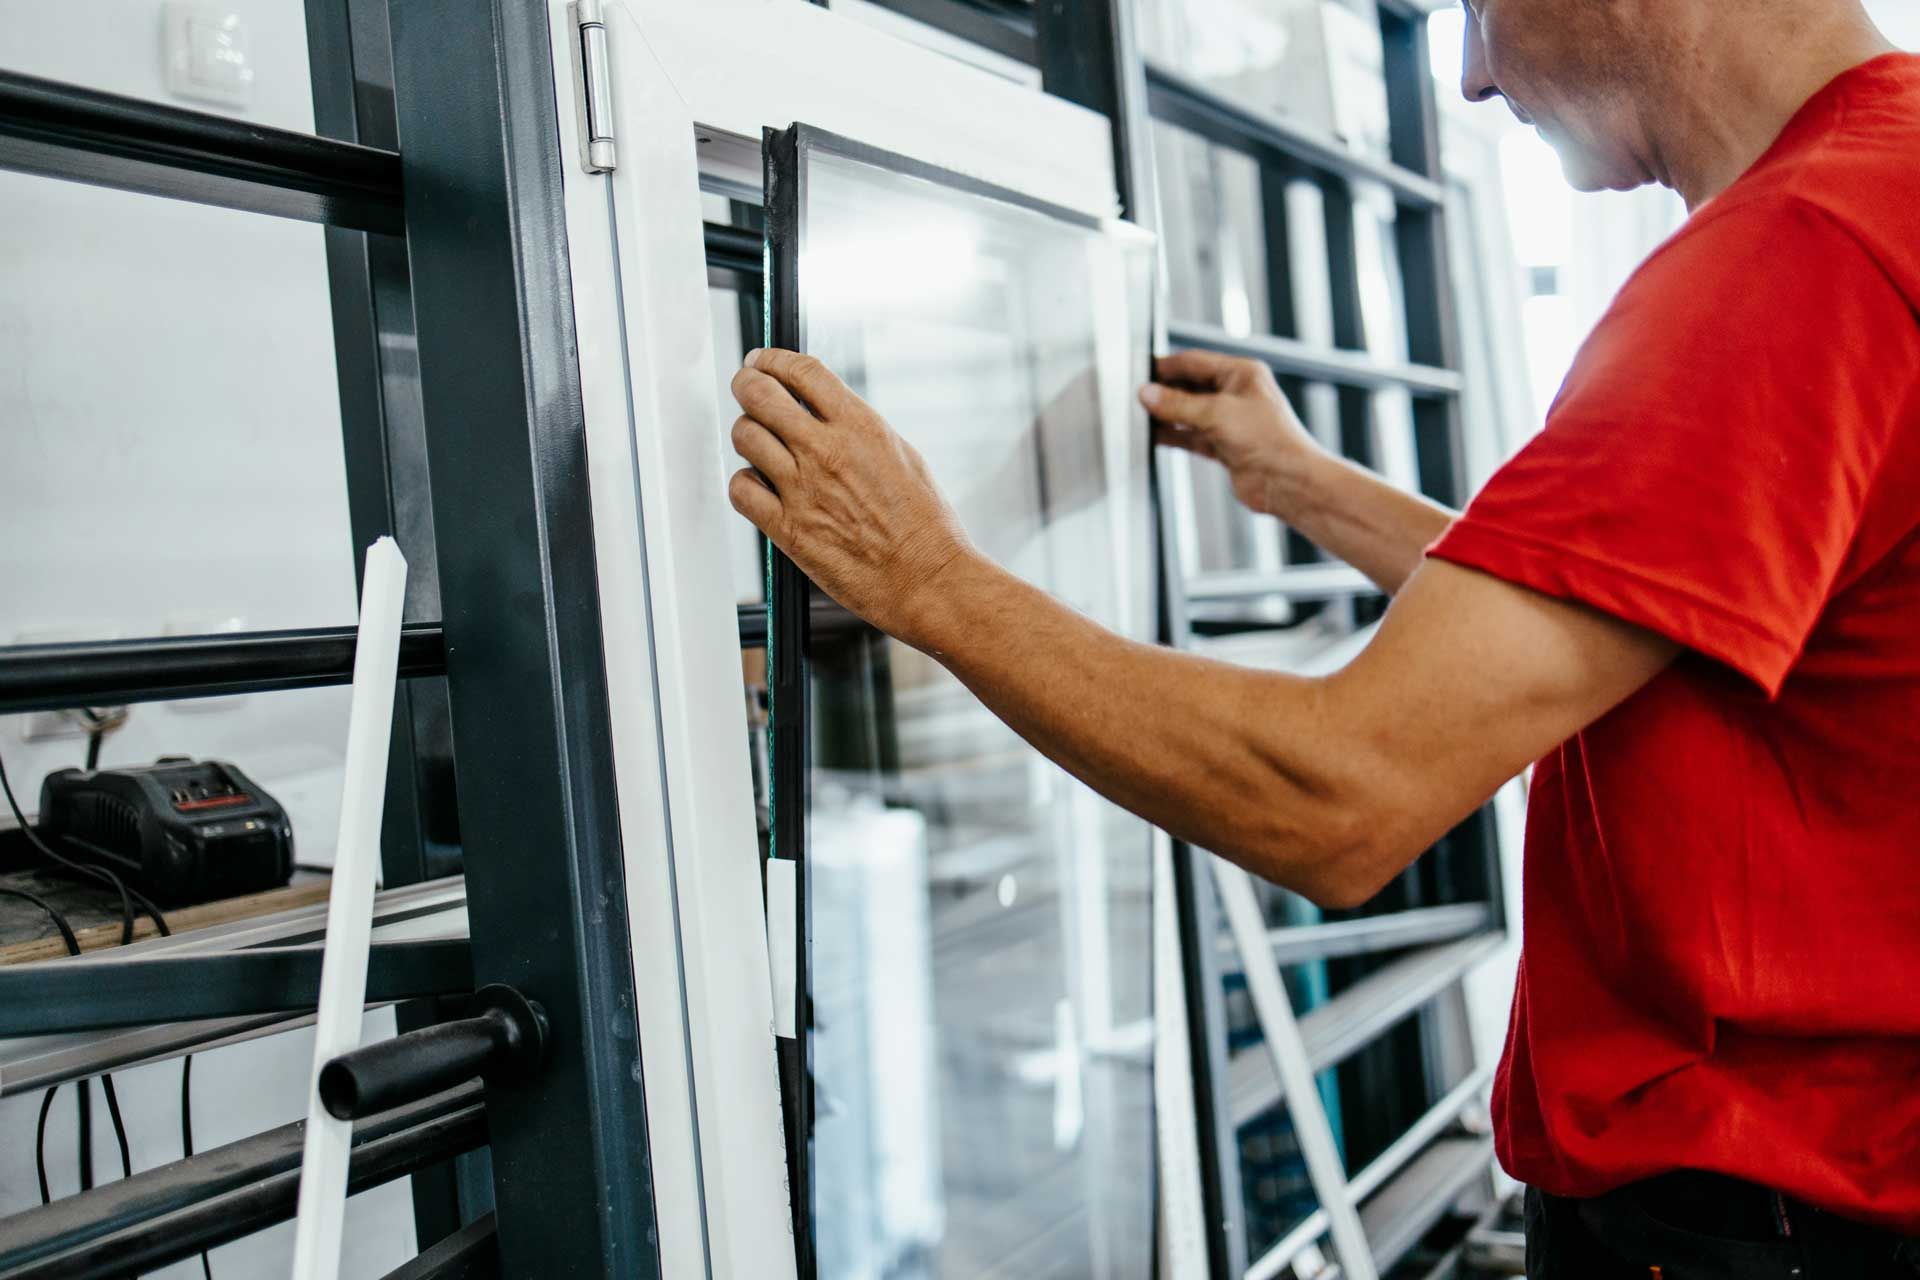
left=0, top=751, right=137, bottom=945
left=0, top=751, right=174, bottom=944
left=181, top=1055, right=214, bottom=1279
left=35, top=1086, right=58, bottom=1205
left=98, top=1074, right=133, bottom=1180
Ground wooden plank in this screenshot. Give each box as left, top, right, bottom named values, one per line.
left=0, top=877, right=333, bottom=965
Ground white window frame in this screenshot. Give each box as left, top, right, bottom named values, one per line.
left=539, top=4, right=1153, bottom=1276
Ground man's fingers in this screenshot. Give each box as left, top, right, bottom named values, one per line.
left=744, top=347, right=861, bottom=419
left=731, top=365, right=816, bottom=440
left=731, top=415, right=797, bottom=487
left=1153, top=421, right=1218, bottom=459
left=728, top=468, right=784, bottom=537
left=1154, top=348, right=1243, bottom=386
left=1139, top=382, right=1223, bottom=429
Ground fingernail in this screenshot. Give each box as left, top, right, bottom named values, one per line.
left=744, top=348, right=765, bottom=368
left=1138, top=384, right=1162, bottom=409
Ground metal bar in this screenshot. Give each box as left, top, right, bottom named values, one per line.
left=1347, top=1062, right=1494, bottom=1203
left=0, top=624, right=448, bottom=715
left=1167, top=321, right=1462, bottom=397
left=379, top=1213, right=499, bottom=1280
left=0, top=939, right=473, bottom=1037
left=866, top=0, right=1040, bottom=64
left=1228, top=931, right=1505, bottom=1127
left=389, top=2, right=662, bottom=1273
left=0, top=1082, right=485, bottom=1280
left=1246, top=1206, right=1329, bottom=1280
left=1215, top=862, right=1380, bottom=1280
left=0, top=69, right=403, bottom=234
left=306, top=0, right=461, bottom=904
left=1219, top=902, right=1496, bottom=971
left=1185, top=563, right=1380, bottom=606
left=0, top=881, right=468, bottom=1096
left=1357, top=1134, right=1495, bottom=1273
left=703, top=219, right=761, bottom=280
left=1171, top=852, right=1248, bottom=1279
left=1143, top=59, right=1443, bottom=210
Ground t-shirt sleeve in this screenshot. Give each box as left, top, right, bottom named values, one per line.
left=1428, top=197, right=1919, bottom=697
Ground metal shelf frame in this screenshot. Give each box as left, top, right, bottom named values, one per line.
left=0, top=0, right=666, bottom=1273
left=1167, top=320, right=1464, bottom=397
left=0, top=1082, right=485, bottom=1280
left=0, top=938, right=473, bottom=1038
left=0, top=68, right=404, bottom=234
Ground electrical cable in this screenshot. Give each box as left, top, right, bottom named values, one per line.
left=182, top=1054, right=214, bottom=1279
left=0, top=750, right=137, bottom=945
left=4, top=747, right=157, bottom=1219
left=97, top=1074, right=133, bottom=1180
left=4, top=745, right=208, bottom=1273
left=35, top=1085, right=58, bottom=1206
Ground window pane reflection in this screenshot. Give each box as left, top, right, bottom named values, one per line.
left=785, top=140, right=1156, bottom=1279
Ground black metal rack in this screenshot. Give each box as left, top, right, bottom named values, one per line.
left=0, top=1, right=663, bottom=1274
left=2, top=1, right=1499, bottom=1276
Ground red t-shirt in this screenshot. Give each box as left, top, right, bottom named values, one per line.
left=1428, top=53, right=1920, bottom=1232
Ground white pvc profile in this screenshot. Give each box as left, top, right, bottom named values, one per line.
left=290, top=537, right=406, bottom=1280
left=544, top=3, right=1146, bottom=1275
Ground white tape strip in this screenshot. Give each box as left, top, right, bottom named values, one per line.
left=765, top=857, right=797, bottom=1039
left=290, top=537, right=407, bottom=1280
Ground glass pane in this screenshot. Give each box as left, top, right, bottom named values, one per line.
left=1153, top=123, right=1273, bottom=333
left=1135, top=0, right=1391, bottom=161
left=768, top=128, right=1156, bottom=1279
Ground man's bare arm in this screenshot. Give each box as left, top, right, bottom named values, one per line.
left=1144, top=348, right=1455, bottom=594
left=727, top=349, right=1679, bottom=907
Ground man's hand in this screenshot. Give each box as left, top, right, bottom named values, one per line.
left=1141, top=349, right=1325, bottom=518
left=727, top=347, right=977, bottom=648
left=1143, top=348, right=1460, bottom=595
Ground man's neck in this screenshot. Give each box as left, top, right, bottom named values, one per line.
left=1646, top=7, right=1896, bottom=210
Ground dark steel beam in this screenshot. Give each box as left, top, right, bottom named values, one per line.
left=0, top=1082, right=484, bottom=1280
left=390, top=2, right=662, bottom=1274
left=0, top=624, right=448, bottom=715
left=0, top=69, right=403, bottom=233
left=0, top=939, right=473, bottom=1037
left=1143, top=59, right=1444, bottom=210
left=379, top=1213, right=500, bottom=1280
left=703, top=219, right=761, bottom=280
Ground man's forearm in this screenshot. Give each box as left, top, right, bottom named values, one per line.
left=908, top=550, right=1378, bottom=905
left=1261, top=450, right=1457, bottom=595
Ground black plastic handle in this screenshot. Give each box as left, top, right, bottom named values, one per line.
left=318, top=984, right=549, bottom=1121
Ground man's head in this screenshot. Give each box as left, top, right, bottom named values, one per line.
left=1459, top=0, right=1893, bottom=198
left=1461, top=0, right=1673, bottom=191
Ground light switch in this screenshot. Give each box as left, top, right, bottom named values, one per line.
left=163, top=3, right=255, bottom=109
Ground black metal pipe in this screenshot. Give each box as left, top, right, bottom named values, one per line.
left=0, top=1081, right=485, bottom=1280
left=0, top=939, right=474, bottom=1037
left=0, top=69, right=404, bottom=233
left=0, top=623, right=448, bottom=715
left=703, top=220, right=761, bottom=280
left=380, top=1212, right=499, bottom=1280
left=320, top=986, right=548, bottom=1120
left=735, top=600, right=869, bottom=651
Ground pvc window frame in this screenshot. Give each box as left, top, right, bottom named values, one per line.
left=541, top=4, right=1134, bottom=1276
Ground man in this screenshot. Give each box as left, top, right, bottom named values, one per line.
left=725, top=0, right=1920, bottom=1273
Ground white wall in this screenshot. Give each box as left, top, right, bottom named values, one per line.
left=0, top=4, right=414, bottom=1272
